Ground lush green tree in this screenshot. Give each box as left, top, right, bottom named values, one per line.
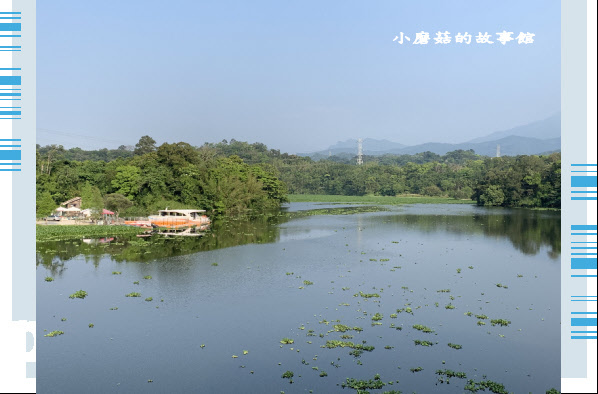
left=80, top=182, right=104, bottom=218
left=37, top=191, right=57, bottom=218
left=134, top=135, right=157, bottom=155
left=104, top=193, right=133, bottom=214
left=111, top=165, right=141, bottom=200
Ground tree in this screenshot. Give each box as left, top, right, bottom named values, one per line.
left=111, top=165, right=141, bottom=200
left=134, top=135, right=157, bottom=155
left=104, top=193, right=133, bottom=214
left=80, top=182, right=104, bottom=218
left=37, top=191, right=57, bottom=218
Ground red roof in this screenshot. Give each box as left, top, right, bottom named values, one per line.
left=102, top=209, right=115, bottom=215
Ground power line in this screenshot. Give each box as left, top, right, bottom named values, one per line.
left=36, top=127, right=133, bottom=147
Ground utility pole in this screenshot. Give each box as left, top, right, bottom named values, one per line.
left=357, top=138, right=363, bottom=165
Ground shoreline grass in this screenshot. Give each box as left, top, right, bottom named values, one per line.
left=287, top=194, right=475, bottom=205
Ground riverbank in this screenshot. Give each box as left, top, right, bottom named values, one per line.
left=287, top=194, right=475, bottom=205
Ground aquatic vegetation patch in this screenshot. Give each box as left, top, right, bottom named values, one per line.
left=414, top=340, right=434, bottom=347
left=445, top=303, right=456, bottom=310
left=143, top=275, right=152, bottom=280
left=280, top=338, right=294, bottom=344
left=412, top=324, right=434, bottom=333
left=447, top=343, right=462, bottom=350
left=303, top=280, right=314, bottom=286
left=36, top=224, right=144, bottom=242
left=44, top=330, right=64, bottom=337
left=145, top=297, right=153, bottom=302
left=371, top=313, right=383, bottom=321
left=410, top=367, right=423, bottom=373
left=323, top=340, right=374, bottom=351
left=475, top=314, right=488, bottom=320
left=464, top=379, right=509, bottom=393
left=437, top=289, right=451, bottom=293
left=436, top=369, right=467, bottom=379
left=354, top=291, right=380, bottom=298
left=69, top=290, right=88, bottom=299
left=88, top=323, right=94, bottom=328
left=211, top=263, right=218, bottom=266
left=125, top=292, right=142, bottom=297
left=490, top=319, right=511, bottom=327
left=319, top=371, right=328, bottom=377
left=112, top=271, right=122, bottom=275
left=477, top=321, right=486, bottom=326
left=341, top=374, right=385, bottom=390
left=44, top=276, right=54, bottom=282
left=333, top=324, right=363, bottom=333
left=495, top=283, right=508, bottom=289
left=281, top=370, right=294, bottom=380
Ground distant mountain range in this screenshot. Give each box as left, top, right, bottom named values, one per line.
left=300, top=113, right=561, bottom=159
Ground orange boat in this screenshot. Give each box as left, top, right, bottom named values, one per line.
left=148, top=209, right=211, bottom=229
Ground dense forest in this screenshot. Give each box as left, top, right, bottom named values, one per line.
left=36, top=137, right=561, bottom=218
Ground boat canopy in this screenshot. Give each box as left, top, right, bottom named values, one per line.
left=157, top=209, right=206, bottom=217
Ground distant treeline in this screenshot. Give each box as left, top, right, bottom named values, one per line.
left=36, top=138, right=560, bottom=217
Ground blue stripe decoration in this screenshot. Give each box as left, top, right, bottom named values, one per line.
left=571, top=258, right=597, bottom=269
left=0, top=76, right=21, bottom=85
left=572, top=164, right=598, bottom=166
left=572, top=176, right=598, bottom=187
left=0, top=94, right=21, bottom=96
left=571, top=318, right=598, bottom=326
left=572, top=336, right=597, bottom=339
left=0, top=150, right=20, bottom=160
left=0, top=111, right=21, bottom=116
left=0, top=23, right=21, bottom=31
left=571, top=225, right=598, bottom=230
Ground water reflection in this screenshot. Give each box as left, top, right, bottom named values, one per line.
left=370, top=207, right=560, bottom=258
left=36, top=205, right=560, bottom=275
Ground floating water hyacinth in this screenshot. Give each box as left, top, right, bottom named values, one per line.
left=69, top=290, right=87, bottom=299
left=44, top=331, right=64, bottom=337
left=125, top=292, right=141, bottom=297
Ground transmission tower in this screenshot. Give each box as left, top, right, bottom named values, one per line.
left=496, top=144, right=501, bottom=158
left=357, top=138, right=363, bottom=165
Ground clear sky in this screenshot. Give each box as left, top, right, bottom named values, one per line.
left=37, top=0, right=560, bottom=154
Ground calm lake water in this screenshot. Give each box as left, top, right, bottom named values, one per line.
left=36, top=203, right=561, bottom=393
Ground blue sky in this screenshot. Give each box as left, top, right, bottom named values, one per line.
left=37, top=0, right=560, bottom=153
